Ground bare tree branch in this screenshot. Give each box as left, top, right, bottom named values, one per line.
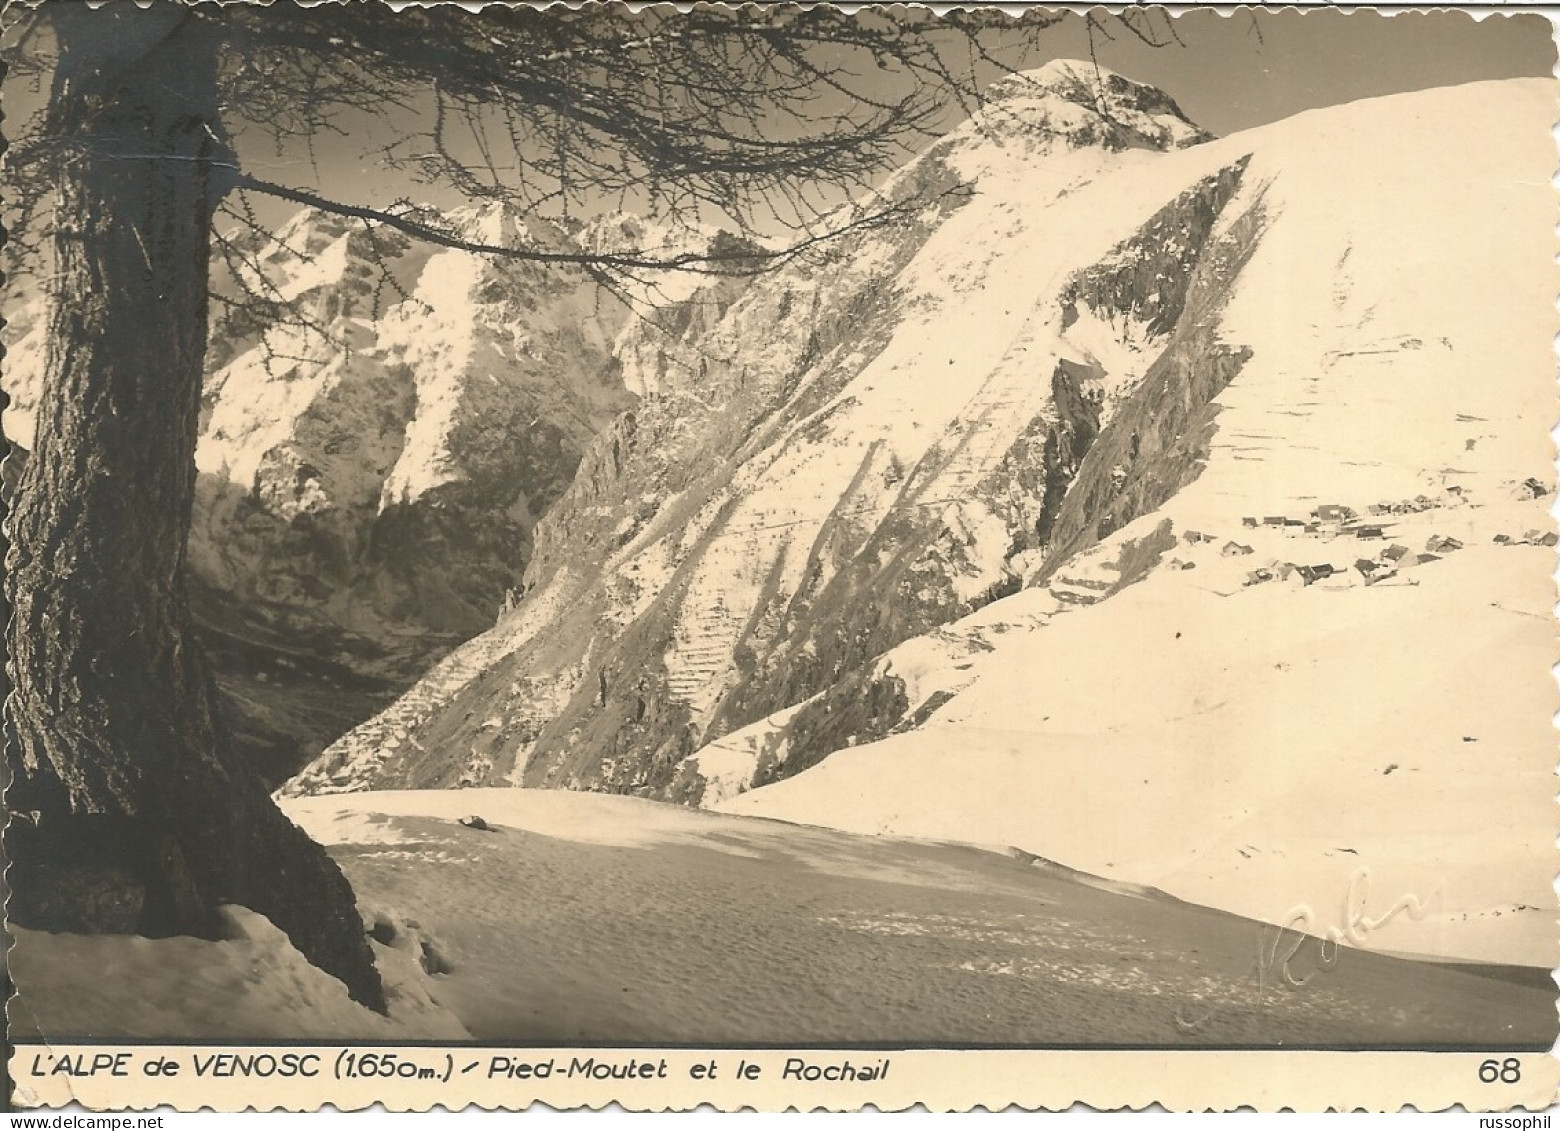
left=236, top=172, right=973, bottom=276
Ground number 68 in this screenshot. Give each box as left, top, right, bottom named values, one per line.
left=1479, top=1058, right=1522, bottom=1084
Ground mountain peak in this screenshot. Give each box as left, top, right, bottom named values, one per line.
left=974, top=60, right=1212, bottom=153
left=1012, top=58, right=1128, bottom=92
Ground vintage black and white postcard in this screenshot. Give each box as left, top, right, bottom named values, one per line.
left=3, top=1, right=1557, bottom=1112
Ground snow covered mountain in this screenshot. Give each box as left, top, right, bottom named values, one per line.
left=3, top=204, right=751, bottom=783
left=279, top=60, right=1252, bottom=798
left=715, top=76, right=1560, bottom=968
left=288, top=67, right=1555, bottom=967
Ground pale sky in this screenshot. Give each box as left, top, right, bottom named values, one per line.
left=1025, top=8, right=1554, bottom=138
left=236, top=8, right=1557, bottom=230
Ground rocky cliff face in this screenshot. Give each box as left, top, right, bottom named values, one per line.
left=4, top=205, right=745, bottom=784
left=685, top=157, right=1267, bottom=800
left=285, top=61, right=1259, bottom=801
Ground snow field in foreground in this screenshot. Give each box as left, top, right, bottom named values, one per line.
left=22, top=789, right=1558, bottom=1044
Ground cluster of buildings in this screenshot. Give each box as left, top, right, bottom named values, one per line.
left=1161, top=490, right=1549, bottom=596
left=1493, top=529, right=1559, bottom=548
left=1221, top=499, right=1474, bottom=590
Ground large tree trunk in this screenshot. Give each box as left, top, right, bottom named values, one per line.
left=5, top=5, right=383, bottom=1012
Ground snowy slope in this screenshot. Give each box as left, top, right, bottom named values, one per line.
left=721, top=78, right=1560, bottom=968
left=8, top=905, right=469, bottom=1041
left=18, top=787, right=1555, bottom=1044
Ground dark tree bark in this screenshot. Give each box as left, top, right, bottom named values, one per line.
left=4, top=5, right=383, bottom=1011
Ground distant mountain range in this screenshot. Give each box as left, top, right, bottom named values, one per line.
left=4, top=203, right=753, bottom=784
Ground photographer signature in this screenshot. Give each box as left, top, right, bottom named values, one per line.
left=1175, top=866, right=1430, bottom=1031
